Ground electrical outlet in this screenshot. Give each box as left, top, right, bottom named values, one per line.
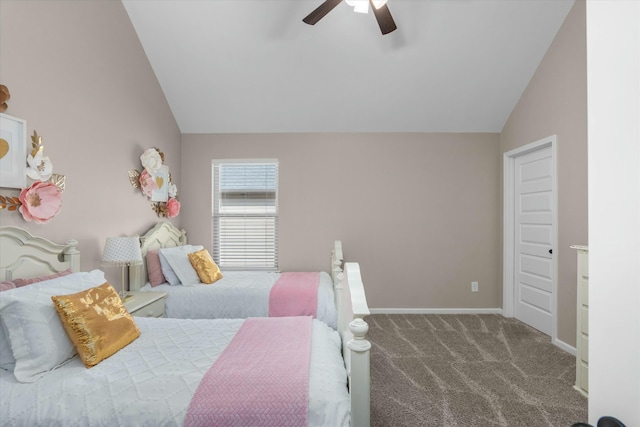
left=471, top=281, right=479, bottom=292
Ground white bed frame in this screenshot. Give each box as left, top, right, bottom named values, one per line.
left=0, top=227, right=80, bottom=280
left=0, top=224, right=371, bottom=426
left=338, top=262, right=372, bottom=427
left=130, top=221, right=345, bottom=293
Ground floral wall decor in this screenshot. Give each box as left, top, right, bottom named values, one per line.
left=129, top=147, right=180, bottom=218
left=0, top=84, right=10, bottom=112
left=0, top=130, right=66, bottom=223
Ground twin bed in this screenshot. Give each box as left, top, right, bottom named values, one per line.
left=0, top=224, right=371, bottom=427
left=130, top=222, right=340, bottom=329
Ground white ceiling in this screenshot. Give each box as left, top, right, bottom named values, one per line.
left=122, top=0, right=575, bottom=134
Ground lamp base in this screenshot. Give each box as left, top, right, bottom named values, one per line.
left=118, top=266, right=135, bottom=303
left=120, top=292, right=135, bottom=302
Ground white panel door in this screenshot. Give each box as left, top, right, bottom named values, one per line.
left=514, top=145, right=555, bottom=335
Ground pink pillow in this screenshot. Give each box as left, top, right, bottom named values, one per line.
left=13, top=269, right=73, bottom=287
left=0, top=281, right=17, bottom=292
left=146, top=250, right=166, bottom=287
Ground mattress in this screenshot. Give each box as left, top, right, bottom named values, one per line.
left=0, top=317, right=349, bottom=427
left=140, top=271, right=337, bottom=329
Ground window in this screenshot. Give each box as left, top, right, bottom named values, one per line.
left=212, top=160, right=278, bottom=270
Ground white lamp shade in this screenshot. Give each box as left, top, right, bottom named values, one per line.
left=100, top=236, right=143, bottom=267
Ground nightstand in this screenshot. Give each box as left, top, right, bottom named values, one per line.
left=124, top=291, right=167, bottom=318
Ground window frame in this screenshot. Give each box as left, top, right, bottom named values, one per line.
left=211, top=159, right=279, bottom=271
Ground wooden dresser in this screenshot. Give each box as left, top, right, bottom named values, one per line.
left=571, top=245, right=589, bottom=396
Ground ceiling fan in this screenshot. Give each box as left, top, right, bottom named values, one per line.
left=303, top=0, right=397, bottom=35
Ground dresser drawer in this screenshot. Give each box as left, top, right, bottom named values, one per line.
left=581, top=334, right=589, bottom=363
left=125, top=292, right=167, bottom=318
left=130, top=297, right=165, bottom=317
left=572, top=245, right=589, bottom=396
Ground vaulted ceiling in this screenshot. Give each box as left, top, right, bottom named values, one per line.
left=122, top=0, right=575, bottom=134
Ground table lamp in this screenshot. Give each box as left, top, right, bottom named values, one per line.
left=100, top=236, right=142, bottom=301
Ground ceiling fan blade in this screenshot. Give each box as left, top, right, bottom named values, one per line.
left=303, top=0, right=343, bottom=25
left=369, top=0, right=397, bottom=35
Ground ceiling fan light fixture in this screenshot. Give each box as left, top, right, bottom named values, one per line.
left=371, top=0, right=388, bottom=10
left=345, top=0, right=369, bottom=14
left=303, top=0, right=396, bottom=35
left=346, top=0, right=387, bottom=12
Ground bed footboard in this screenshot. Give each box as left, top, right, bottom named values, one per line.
left=339, top=262, right=371, bottom=427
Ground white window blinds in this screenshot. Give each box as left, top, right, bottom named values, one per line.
left=212, top=160, right=278, bottom=270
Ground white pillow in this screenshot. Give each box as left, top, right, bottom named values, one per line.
left=158, top=245, right=203, bottom=286
left=158, top=250, right=180, bottom=285
left=0, top=272, right=71, bottom=370
left=0, top=317, right=15, bottom=371
left=0, top=270, right=106, bottom=382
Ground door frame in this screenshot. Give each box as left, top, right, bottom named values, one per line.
left=503, top=135, right=558, bottom=343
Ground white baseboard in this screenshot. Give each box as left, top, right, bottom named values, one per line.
left=369, top=308, right=504, bottom=315
left=554, top=338, right=576, bottom=356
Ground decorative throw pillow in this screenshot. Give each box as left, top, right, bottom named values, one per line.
left=188, top=249, right=223, bottom=284
left=146, top=250, right=166, bottom=287
left=0, top=270, right=106, bottom=381
left=0, top=281, right=16, bottom=292
left=13, top=269, right=73, bottom=287
left=159, top=245, right=204, bottom=286
left=51, top=282, right=140, bottom=368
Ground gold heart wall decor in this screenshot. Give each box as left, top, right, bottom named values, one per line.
left=0, top=138, right=9, bottom=159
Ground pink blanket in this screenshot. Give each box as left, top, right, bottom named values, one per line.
left=184, top=316, right=313, bottom=427
left=269, top=272, right=319, bottom=318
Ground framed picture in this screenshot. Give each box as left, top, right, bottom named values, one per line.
left=150, top=165, right=169, bottom=202
left=0, top=113, right=27, bottom=189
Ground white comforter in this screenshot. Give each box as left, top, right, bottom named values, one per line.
left=0, top=317, right=349, bottom=427
left=140, top=271, right=338, bottom=329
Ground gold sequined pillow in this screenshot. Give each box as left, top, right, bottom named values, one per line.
left=51, top=282, right=140, bottom=368
left=188, top=249, right=223, bottom=284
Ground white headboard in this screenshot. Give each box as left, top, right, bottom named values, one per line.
left=129, top=222, right=187, bottom=291
left=331, top=240, right=343, bottom=284
left=0, top=226, right=80, bottom=281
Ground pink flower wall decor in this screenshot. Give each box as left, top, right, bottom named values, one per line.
left=139, top=169, right=158, bottom=198
left=18, top=181, right=63, bottom=223
left=167, top=197, right=180, bottom=218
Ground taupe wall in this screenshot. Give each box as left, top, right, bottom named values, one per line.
left=0, top=0, right=588, bottom=344
left=181, top=133, right=501, bottom=310
left=0, top=1, right=181, bottom=282
left=500, top=0, right=587, bottom=346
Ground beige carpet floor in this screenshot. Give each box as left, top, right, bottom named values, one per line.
left=368, top=314, right=588, bottom=427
